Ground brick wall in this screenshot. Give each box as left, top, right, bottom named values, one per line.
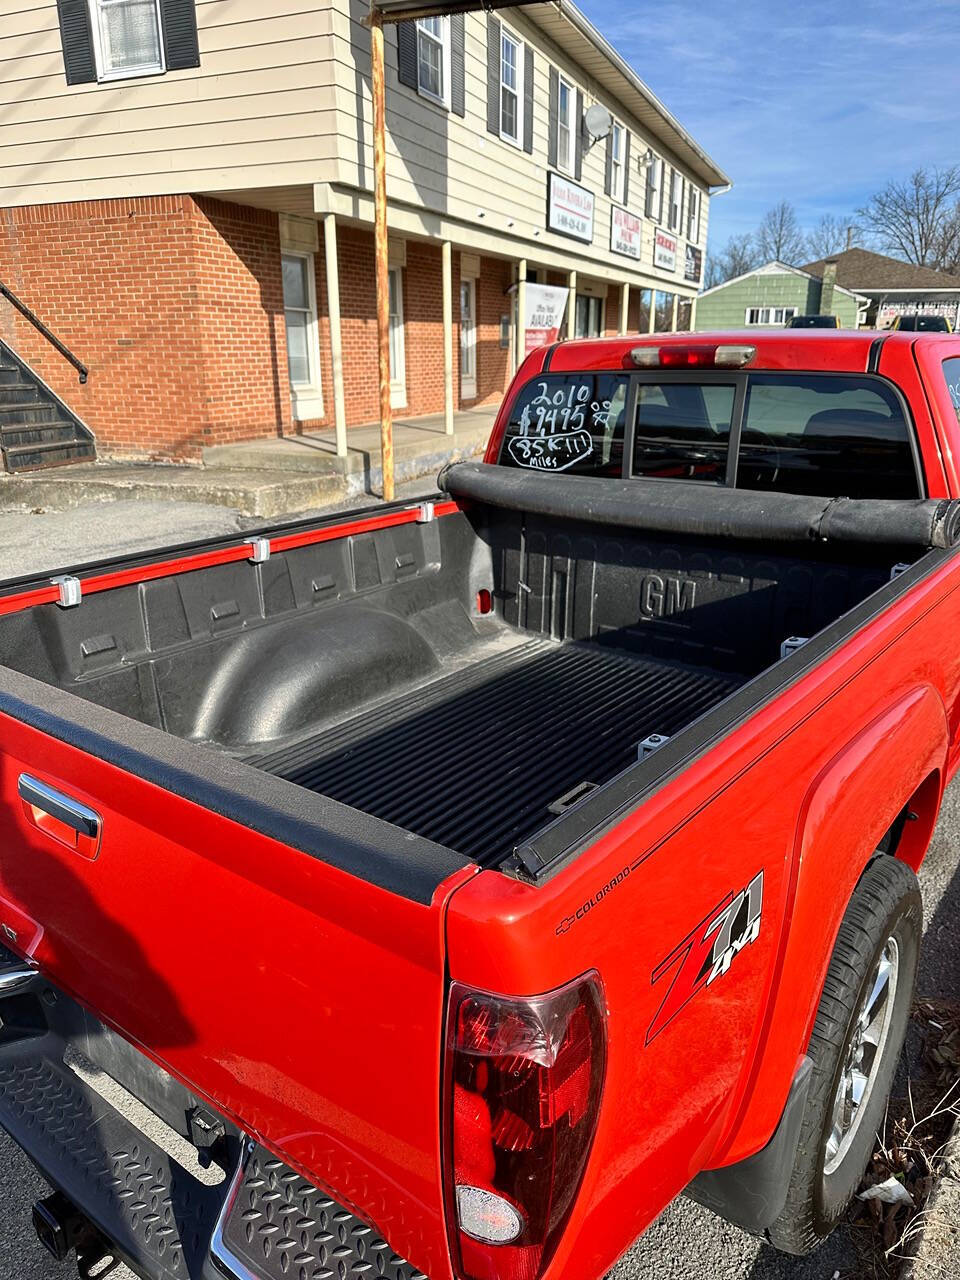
left=0, top=195, right=510, bottom=458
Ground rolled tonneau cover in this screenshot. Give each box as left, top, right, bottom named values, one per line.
left=438, top=462, right=960, bottom=549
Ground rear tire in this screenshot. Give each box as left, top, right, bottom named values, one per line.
left=766, top=856, right=921, bottom=1255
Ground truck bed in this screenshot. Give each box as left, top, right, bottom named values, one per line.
left=248, top=638, right=742, bottom=866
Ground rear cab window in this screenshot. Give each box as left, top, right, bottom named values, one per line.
left=499, top=369, right=922, bottom=499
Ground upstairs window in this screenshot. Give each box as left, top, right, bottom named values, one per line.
left=416, top=17, right=449, bottom=106
left=667, top=169, right=682, bottom=232
left=557, top=74, right=575, bottom=173
left=610, top=121, right=626, bottom=204
left=645, top=155, right=663, bottom=220
left=500, top=28, right=523, bottom=146
left=687, top=187, right=701, bottom=241
left=90, top=0, right=163, bottom=79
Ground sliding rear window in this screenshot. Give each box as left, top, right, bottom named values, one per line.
left=497, top=374, right=629, bottom=475
left=632, top=381, right=736, bottom=482
left=737, top=374, right=918, bottom=498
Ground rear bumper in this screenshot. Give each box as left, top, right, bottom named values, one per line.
left=0, top=958, right=423, bottom=1280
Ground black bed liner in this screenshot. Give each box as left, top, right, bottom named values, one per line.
left=249, top=639, right=743, bottom=867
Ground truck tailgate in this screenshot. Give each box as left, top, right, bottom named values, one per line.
left=0, top=703, right=475, bottom=1280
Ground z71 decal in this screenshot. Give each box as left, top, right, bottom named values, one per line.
left=646, top=871, right=763, bottom=1044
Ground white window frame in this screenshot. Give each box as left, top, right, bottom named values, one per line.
left=745, top=306, right=798, bottom=326
left=645, top=154, right=663, bottom=221
left=416, top=16, right=450, bottom=109
left=388, top=266, right=407, bottom=409
left=88, top=0, right=165, bottom=82
left=282, top=250, right=324, bottom=420
left=687, top=186, right=701, bottom=242
left=667, top=169, right=682, bottom=232
left=499, top=25, right=524, bottom=148
left=610, top=120, right=626, bottom=205
left=556, top=72, right=575, bottom=174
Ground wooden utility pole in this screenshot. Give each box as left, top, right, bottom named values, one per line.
left=370, top=5, right=394, bottom=501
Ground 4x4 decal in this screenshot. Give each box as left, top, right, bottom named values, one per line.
left=646, top=871, right=763, bottom=1044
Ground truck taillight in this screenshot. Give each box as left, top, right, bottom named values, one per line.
left=443, top=974, right=607, bottom=1280
left=630, top=342, right=756, bottom=368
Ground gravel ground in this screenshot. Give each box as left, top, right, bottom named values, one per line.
left=0, top=499, right=956, bottom=1280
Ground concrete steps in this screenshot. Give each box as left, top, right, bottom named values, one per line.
left=0, top=465, right=343, bottom=520
left=0, top=342, right=96, bottom=472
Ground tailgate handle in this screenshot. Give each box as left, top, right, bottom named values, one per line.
left=17, top=775, right=102, bottom=860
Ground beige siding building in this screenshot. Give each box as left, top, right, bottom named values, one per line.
left=0, top=0, right=729, bottom=460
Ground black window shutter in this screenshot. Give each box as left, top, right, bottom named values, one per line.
left=486, top=16, right=501, bottom=135
left=604, top=132, right=613, bottom=197
left=547, top=66, right=559, bottom=169
left=522, top=45, right=534, bottom=153
left=397, top=21, right=418, bottom=90
left=56, top=0, right=97, bottom=85
left=574, top=89, right=584, bottom=180
left=450, top=14, right=465, bottom=115
left=622, top=131, right=631, bottom=205
left=158, top=0, right=200, bottom=71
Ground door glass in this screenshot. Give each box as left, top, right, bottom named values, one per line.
left=282, top=254, right=315, bottom=388
left=388, top=268, right=405, bottom=388
left=460, top=281, right=476, bottom=380
left=575, top=296, right=602, bottom=339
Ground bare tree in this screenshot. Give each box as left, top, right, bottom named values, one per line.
left=704, top=232, right=758, bottom=288
left=755, top=201, right=807, bottom=264
left=857, top=167, right=960, bottom=267
left=805, top=214, right=857, bottom=260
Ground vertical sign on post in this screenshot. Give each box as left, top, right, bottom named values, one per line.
left=523, top=284, right=570, bottom=354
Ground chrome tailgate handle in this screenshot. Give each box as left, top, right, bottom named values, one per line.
left=17, top=775, right=102, bottom=860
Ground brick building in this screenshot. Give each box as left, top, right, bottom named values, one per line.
left=0, top=0, right=728, bottom=461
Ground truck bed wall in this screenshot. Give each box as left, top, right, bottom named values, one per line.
left=481, top=508, right=899, bottom=674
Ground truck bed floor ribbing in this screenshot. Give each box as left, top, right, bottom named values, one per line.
left=248, top=640, right=743, bottom=867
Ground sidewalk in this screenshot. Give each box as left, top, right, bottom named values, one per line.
left=0, top=408, right=496, bottom=520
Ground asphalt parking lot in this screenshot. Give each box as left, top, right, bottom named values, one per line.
left=0, top=501, right=957, bottom=1280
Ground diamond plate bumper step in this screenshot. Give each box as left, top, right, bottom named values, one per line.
left=213, top=1141, right=427, bottom=1280
left=0, top=1004, right=424, bottom=1280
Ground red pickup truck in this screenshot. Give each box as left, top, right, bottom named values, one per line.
left=0, top=329, right=959, bottom=1280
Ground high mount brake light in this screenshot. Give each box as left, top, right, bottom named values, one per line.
left=443, top=974, right=607, bottom=1280
left=630, top=343, right=756, bottom=369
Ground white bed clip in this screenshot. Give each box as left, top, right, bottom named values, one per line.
left=246, top=538, right=271, bottom=564
left=51, top=575, right=81, bottom=608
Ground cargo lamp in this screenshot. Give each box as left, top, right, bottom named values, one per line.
left=630, top=343, right=756, bottom=369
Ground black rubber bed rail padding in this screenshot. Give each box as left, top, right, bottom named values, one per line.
left=438, top=462, right=960, bottom=548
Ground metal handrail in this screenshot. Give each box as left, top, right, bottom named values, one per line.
left=0, top=281, right=88, bottom=384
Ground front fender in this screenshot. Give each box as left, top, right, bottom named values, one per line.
left=715, top=683, right=948, bottom=1167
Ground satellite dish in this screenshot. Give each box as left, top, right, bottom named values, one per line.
left=583, top=103, right=612, bottom=141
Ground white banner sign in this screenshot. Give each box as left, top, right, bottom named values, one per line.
left=547, top=173, right=595, bottom=243
left=523, top=283, right=569, bottom=354
left=654, top=227, right=678, bottom=272
left=611, top=206, right=642, bottom=259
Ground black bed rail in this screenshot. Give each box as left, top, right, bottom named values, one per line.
left=0, top=280, right=88, bottom=384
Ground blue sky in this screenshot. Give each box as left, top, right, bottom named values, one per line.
left=578, top=0, right=960, bottom=253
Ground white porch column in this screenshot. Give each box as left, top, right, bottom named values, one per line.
left=323, top=213, right=347, bottom=458
left=442, top=240, right=454, bottom=434
left=671, top=293, right=679, bottom=332
left=567, top=270, right=577, bottom=340
left=516, top=259, right=527, bottom=370
left=648, top=290, right=657, bottom=334
left=690, top=296, right=698, bottom=330
left=619, top=283, right=630, bottom=334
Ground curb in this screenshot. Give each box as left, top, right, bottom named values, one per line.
left=900, top=1110, right=960, bottom=1278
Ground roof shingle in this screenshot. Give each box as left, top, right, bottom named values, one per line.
left=801, top=247, right=960, bottom=290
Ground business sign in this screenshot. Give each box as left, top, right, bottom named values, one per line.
left=653, top=227, right=678, bottom=272
left=547, top=173, right=595, bottom=244
left=611, top=207, right=642, bottom=260
left=684, top=244, right=703, bottom=283
left=523, top=283, right=569, bottom=354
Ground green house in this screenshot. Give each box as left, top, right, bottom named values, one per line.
left=695, top=261, right=865, bottom=330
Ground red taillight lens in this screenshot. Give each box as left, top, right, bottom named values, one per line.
left=443, top=974, right=607, bottom=1280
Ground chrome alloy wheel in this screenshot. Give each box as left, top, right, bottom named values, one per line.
left=823, top=937, right=899, bottom=1176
